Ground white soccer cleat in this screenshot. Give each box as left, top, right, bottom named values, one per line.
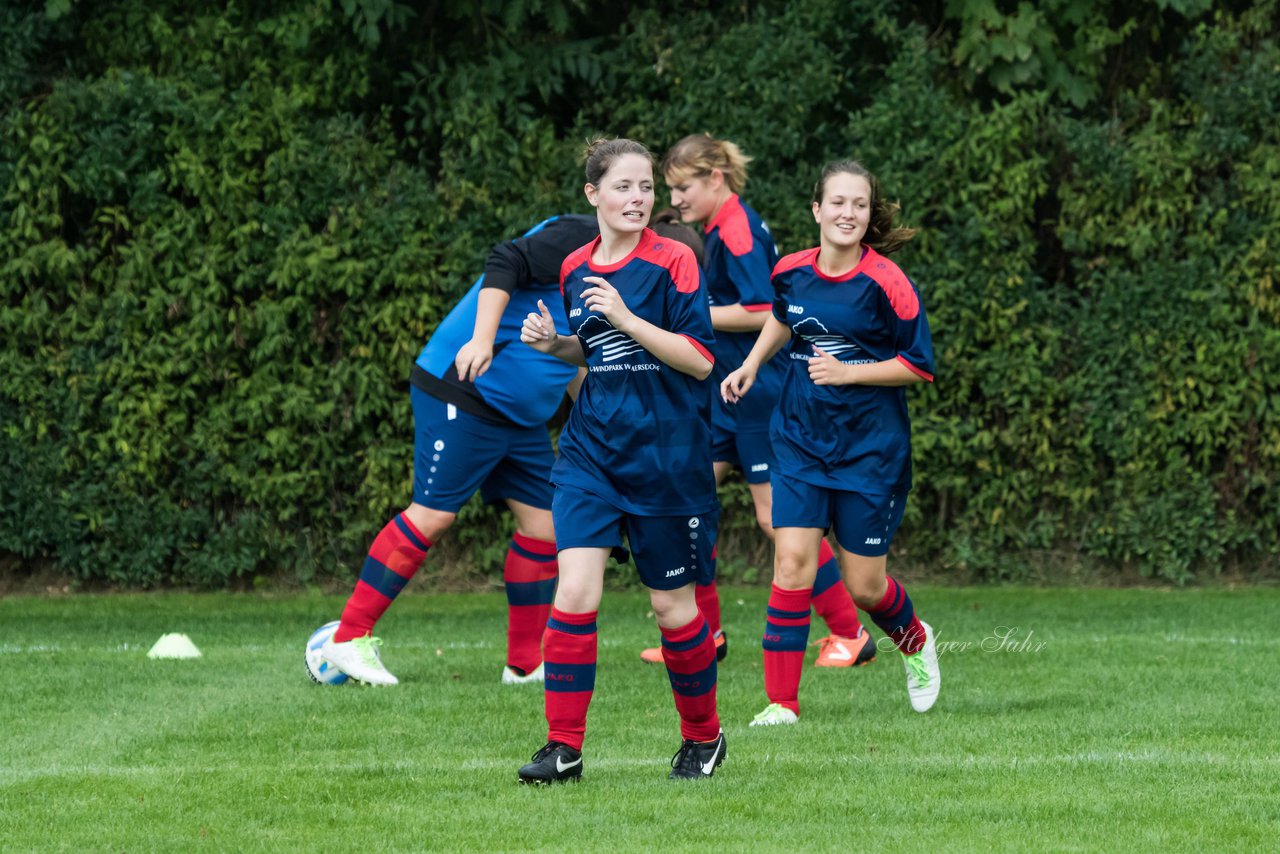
left=501, top=662, right=544, bottom=685
left=902, top=621, right=940, bottom=712
left=321, top=635, right=399, bottom=686
left=749, top=702, right=799, bottom=726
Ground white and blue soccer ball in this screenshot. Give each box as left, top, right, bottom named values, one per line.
left=305, top=620, right=350, bottom=685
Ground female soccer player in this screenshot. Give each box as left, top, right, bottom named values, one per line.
left=318, top=214, right=596, bottom=686
left=517, top=138, right=726, bottom=783
left=639, top=134, right=875, bottom=675
left=722, top=159, right=941, bottom=722
left=318, top=210, right=705, bottom=688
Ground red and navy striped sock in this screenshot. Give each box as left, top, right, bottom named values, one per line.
left=334, top=513, right=431, bottom=643
left=811, top=539, right=866, bottom=639
left=695, top=576, right=722, bottom=638
left=863, top=576, right=926, bottom=655
left=503, top=532, right=558, bottom=674
left=661, top=613, right=720, bottom=742
left=543, top=608, right=597, bottom=751
left=762, top=584, right=812, bottom=715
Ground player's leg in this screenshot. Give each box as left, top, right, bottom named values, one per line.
left=322, top=389, right=494, bottom=685
left=737, top=424, right=871, bottom=668
left=633, top=511, right=725, bottom=780
left=833, top=491, right=938, bottom=712
left=639, top=460, right=733, bottom=666
left=519, top=487, right=616, bottom=784
left=518, top=546, right=605, bottom=784
left=751, top=524, right=824, bottom=726
left=751, top=472, right=832, bottom=724
left=486, top=427, right=559, bottom=683
left=700, top=432, right=770, bottom=659
left=811, top=530, right=876, bottom=668
left=747, top=478, right=872, bottom=668
left=727, top=449, right=871, bottom=669
left=501, top=498, right=557, bottom=683
left=335, top=502, right=455, bottom=641
left=321, top=501, right=447, bottom=686
left=692, top=460, right=734, bottom=658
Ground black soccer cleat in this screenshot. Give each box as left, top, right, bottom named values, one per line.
left=518, top=741, right=583, bottom=785
left=668, top=730, right=726, bottom=780
left=715, top=630, right=728, bottom=662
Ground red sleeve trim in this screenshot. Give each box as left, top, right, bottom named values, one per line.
left=682, top=335, right=715, bottom=367
left=896, top=354, right=933, bottom=382
left=742, top=303, right=772, bottom=312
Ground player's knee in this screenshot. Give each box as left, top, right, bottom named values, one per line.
left=773, top=550, right=815, bottom=589
left=648, top=587, right=696, bottom=626
left=845, top=574, right=887, bottom=609
left=403, top=504, right=456, bottom=542
left=507, top=499, right=556, bottom=544
left=553, top=575, right=598, bottom=612
left=515, top=517, right=556, bottom=545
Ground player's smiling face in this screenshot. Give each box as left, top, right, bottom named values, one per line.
left=587, top=153, right=654, bottom=238
left=666, top=169, right=722, bottom=224
left=813, top=172, right=871, bottom=251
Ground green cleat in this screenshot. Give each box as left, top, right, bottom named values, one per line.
left=749, top=702, right=799, bottom=727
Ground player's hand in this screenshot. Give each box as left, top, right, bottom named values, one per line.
left=580, top=276, right=636, bottom=333
left=721, top=365, right=757, bottom=403
left=454, top=338, right=494, bottom=382
left=808, top=346, right=851, bottom=386
left=520, top=299, right=558, bottom=353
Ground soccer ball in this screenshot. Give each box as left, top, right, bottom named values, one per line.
left=305, top=620, right=350, bottom=685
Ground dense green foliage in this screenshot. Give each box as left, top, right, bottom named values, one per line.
left=2, top=0, right=1277, bottom=585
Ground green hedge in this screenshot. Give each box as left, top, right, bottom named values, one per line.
left=2, top=0, right=1277, bottom=586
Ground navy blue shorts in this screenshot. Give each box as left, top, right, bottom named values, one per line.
left=552, top=486, right=718, bottom=589
left=410, top=386, right=555, bottom=513
left=771, top=473, right=906, bottom=557
left=711, top=424, right=773, bottom=484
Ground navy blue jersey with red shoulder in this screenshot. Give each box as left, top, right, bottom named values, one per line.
left=769, top=246, right=935, bottom=494
left=553, top=228, right=718, bottom=516
left=703, top=195, right=785, bottom=427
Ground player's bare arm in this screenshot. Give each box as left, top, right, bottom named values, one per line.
left=722, top=314, right=791, bottom=402
left=521, top=298, right=587, bottom=366
left=455, top=287, right=511, bottom=381
left=807, top=347, right=925, bottom=387
left=710, top=303, right=769, bottom=332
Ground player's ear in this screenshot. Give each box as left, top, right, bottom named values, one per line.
left=585, top=183, right=598, bottom=207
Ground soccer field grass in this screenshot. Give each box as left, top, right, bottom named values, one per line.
left=1, top=586, right=1277, bottom=851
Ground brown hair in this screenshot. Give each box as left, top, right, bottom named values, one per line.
left=583, top=137, right=654, bottom=185
left=650, top=207, right=705, bottom=267
left=661, top=133, right=751, bottom=195
left=812, top=160, right=917, bottom=255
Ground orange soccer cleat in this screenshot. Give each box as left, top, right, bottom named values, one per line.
left=813, top=628, right=877, bottom=668
left=640, top=631, right=727, bottom=664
